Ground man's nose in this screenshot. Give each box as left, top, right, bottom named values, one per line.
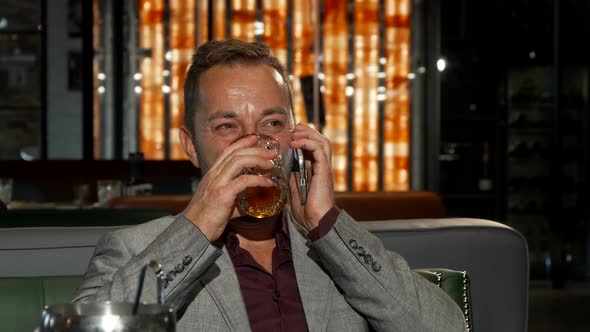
left=243, top=123, right=258, bottom=135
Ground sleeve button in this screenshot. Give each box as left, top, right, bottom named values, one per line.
left=182, top=255, right=192, bottom=266
left=357, top=247, right=366, bottom=256
left=166, top=272, right=175, bottom=282
left=372, top=262, right=381, bottom=272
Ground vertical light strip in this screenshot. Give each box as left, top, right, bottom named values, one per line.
left=384, top=0, right=410, bottom=191
left=139, top=0, right=165, bottom=159
left=262, top=0, right=294, bottom=122
left=353, top=0, right=379, bottom=191
left=262, top=0, right=288, bottom=66
left=231, top=0, right=256, bottom=41
left=323, top=0, right=349, bottom=191
left=195, top=0, right=203, bottom=47
left=213, top=0, right=226, bottom=40
left=169, top=0, right=195, bottom=159
left=291, top=0, right=315, bottom=124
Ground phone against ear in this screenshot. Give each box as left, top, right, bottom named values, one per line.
left=291, top=148, right=308, bottom=204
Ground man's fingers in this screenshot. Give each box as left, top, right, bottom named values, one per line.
left=227, top=174, right=275, bottom=196
left=209, top=134, right=260, bottom=170
left=291, top=124, right=332, bottom=159
left=217, top=154, right=276, bottom=183
left=290, top=138, right=331, bottom=168
left=288, top=172, right=302, bottom=206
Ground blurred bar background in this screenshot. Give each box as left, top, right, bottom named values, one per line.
left=1, top=1, right=589, bottom=313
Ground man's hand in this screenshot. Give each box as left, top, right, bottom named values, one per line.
left=289, top=124, right=335, bottom=231
left=182, top=135, right=277, bottom=242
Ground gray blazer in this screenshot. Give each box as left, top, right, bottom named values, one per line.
left=73, top=210, right=466, bottom=331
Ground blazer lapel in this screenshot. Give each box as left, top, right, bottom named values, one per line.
left=200, top=246, right=251, bottom=332
left=288, top=216, right=332, bottom=332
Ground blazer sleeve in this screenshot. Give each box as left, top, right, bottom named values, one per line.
left=309, top=210, right=467, bottom=332
left=72, top=215, right=222, bottom=314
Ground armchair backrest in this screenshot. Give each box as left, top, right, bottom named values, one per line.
left=0, top=210, right=527, bottom=332
left=362, top=218, right=529, bottom=332
left=0, top=208, right=170, bottom=277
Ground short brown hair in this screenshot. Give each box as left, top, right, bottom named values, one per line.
left=183, top=39, right=293, bottom=135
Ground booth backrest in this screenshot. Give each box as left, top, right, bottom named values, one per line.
left=0, top=226, right=125, bottom=277
left=0, top=208, right=171, bottom=277
left=0, top=212, right=527, bottom=332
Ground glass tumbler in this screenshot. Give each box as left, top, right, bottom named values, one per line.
left=236, top=133, right=288, bottom=218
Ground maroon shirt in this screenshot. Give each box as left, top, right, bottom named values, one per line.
left=223, top=208, right=340, bottom=332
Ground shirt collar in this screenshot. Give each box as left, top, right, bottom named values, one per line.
left=222, top=213, right=292, bottom=257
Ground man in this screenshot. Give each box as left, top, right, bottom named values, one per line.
left=74, top=39, right=466, bottom=331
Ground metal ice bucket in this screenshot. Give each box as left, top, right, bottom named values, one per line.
left=40, top=302, right=176, bottom=332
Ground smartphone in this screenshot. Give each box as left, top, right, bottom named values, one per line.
left=291, top=148, right=308, bottom=204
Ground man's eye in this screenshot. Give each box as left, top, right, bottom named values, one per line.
left=216, top=123, right=234, bottom=130
left=266, top=120, right=284, bottom=127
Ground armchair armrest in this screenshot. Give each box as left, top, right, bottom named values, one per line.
left=414, top=268, right=473, bottom=332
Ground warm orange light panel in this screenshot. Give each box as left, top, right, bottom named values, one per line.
left=139, top=0, right=165, bottom=159
left=169, top=0, right=194, bottom=159
left=384, top=0, right=410, bottom=191
left=323, top=0, right=349, bottom=191
left=263, top=0, right=288, bottom=66
left=290, top=0, right=316, bottom=125
left=134, top=0, right=411, bottom=192
left=231, top=0, right=256, bottom=41
left=353, top=0, right=380, bottom=191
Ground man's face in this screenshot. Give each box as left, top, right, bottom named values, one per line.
left=192, top=63, right=294, bottom=172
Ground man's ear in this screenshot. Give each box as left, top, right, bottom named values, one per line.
left=179, top=125, right=200, bottom=168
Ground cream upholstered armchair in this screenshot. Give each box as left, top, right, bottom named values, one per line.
left=0, top=205, right=527, bottom=332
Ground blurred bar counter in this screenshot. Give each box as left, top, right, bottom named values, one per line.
left=0, top=160, right=198, bottom=203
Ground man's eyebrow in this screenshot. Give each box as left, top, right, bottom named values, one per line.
left=261, top=107, right=288, bottom=117
left=207, top=111, right=239, bottom=122
left=207, top=107, right=288, bottom=122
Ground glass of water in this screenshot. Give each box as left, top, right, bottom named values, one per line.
left=0, top=178, right=13, bottom=206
